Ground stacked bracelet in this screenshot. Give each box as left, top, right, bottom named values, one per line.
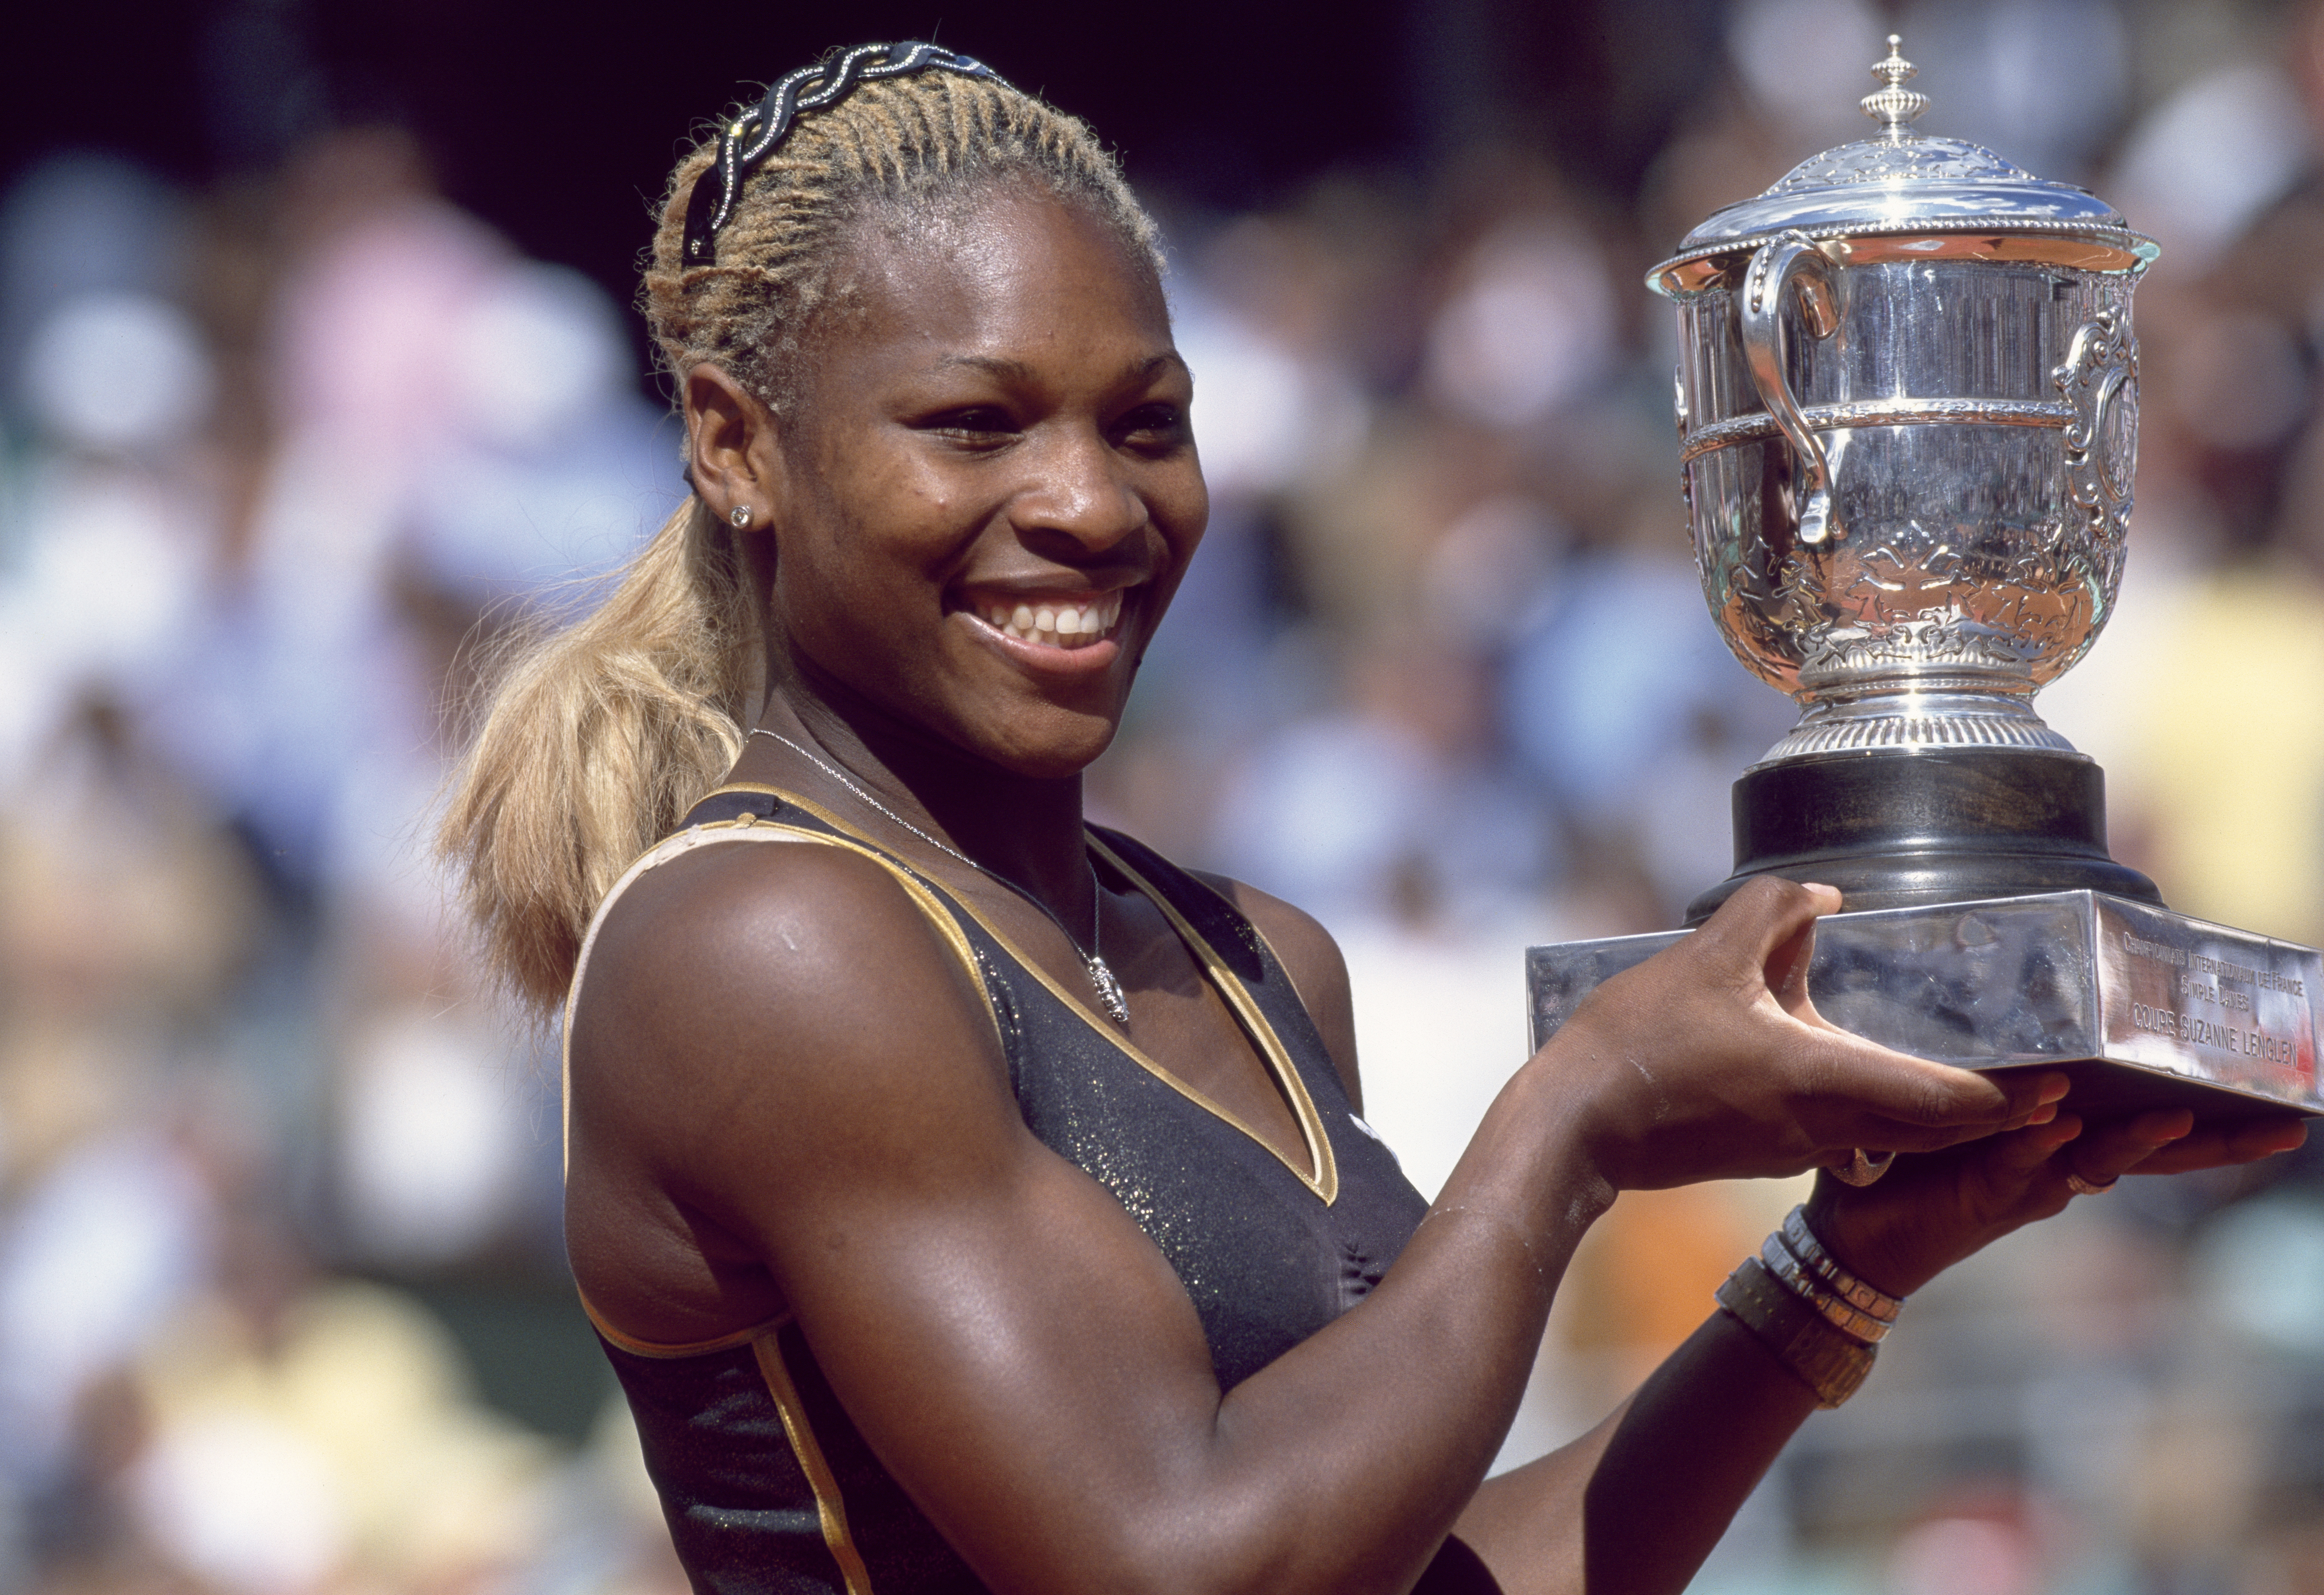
left=1713, top=1204, right=1907, bottom=1408
left=1782, top=1207, right=1904, bottom=1326
left=1759, top=1237, right=1892, bottom=1343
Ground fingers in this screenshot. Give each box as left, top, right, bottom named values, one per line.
left=2217, top=1114, right=2308, bottom=1160
left=2061, top=1108, right=2192, bottom=1188
left=1690, top=876, right=1841, bottom=998
left=2120, top=1113, right=2309, bottom=1175
left=1845, top=1094, right=2063, bottom=1158
left=1982, top=1111, right=2085, bottom=1184
left=1801, top=1030, right=2072, bottom=1139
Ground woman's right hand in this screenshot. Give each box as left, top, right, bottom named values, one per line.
left=1545, top=876, right=2068, bottom=1192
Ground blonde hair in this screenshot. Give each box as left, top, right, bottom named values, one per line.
left=438, top=58, right=1163, bottom=1012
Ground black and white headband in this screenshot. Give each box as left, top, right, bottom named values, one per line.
left=681, top=41, right=1004, bottom=268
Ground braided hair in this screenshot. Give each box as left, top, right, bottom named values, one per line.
left=440, top=47, right=1167, bottom=1012
left=647, top=47, right=1163, bottom=412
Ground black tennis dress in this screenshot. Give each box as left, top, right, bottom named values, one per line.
left=563, top=785, right=1503, bottom=1594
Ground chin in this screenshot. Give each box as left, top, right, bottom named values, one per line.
left=967, top=711, right=1119, bottom=781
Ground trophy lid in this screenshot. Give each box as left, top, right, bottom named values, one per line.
left=1650, top=37, right=2158, bottom=298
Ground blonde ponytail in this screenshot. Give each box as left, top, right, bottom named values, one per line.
left=438, top=496, right=759, bottom=1011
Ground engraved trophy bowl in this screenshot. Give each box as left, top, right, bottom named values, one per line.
left=1523, top=40, right=2322, bottom=1130
left=1654, top=37, right=2164, bottom=920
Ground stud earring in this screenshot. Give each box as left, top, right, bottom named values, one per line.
left=730, top=505, right=752, bottom=529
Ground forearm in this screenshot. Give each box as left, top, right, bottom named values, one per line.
left=1458, top=1310, right=1821, bottom=1595
left=1185, top=1066, right=1615, bottom=1593
left=1582, top=1310, right=1819, bottom=1593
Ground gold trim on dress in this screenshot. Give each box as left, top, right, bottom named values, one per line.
left=1206, top=902, right=1366, bottom=1118
left=576, top=1288, right=791, bottom=1359
left=560, top=810, right=1004, bottom=1179
left=1089, top=836, right=1341, bottom=1207
left=753, top=1333, right=877, bottom=1595
left=693, top=784, right=1341, bottom=1203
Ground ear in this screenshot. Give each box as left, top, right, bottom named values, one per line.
left=684, top=364, right=788, bottom=529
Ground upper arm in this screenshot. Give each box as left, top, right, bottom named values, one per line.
left=565, top=841, right=1237, bottom=1591
left=1191, top=871, right=1363, bottom=1114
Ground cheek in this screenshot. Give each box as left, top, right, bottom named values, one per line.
left=1169, top=476, right=1210, bottom=557
left=1149, top=473, right=1210, bottom=591
left=771, top=516, right=974, bottom=698
left=910, top=475, right=959, bottom=519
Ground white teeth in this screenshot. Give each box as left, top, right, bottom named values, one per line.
left=974, top=592, right=1130, bottom=648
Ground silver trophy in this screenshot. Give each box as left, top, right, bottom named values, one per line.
left=1528, top=40, right=2322, bottom=1124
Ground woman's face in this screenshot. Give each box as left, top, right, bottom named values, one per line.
left=750, top=187, right=1204, bottom=778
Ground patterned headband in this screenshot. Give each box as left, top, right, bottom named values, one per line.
left=681, top=41, right=1004, bottom=267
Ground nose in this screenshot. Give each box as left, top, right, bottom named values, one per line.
left=1010, top=424, right=1147, bottom=555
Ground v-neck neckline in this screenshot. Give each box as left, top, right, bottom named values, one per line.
left=701, top=783, right=1341, bottom=1205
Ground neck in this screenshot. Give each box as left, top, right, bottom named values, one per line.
left=751, top=671, right=1093, bottom=914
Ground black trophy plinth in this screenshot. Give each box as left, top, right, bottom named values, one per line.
left=1681, top=748, right=2164, bottom=925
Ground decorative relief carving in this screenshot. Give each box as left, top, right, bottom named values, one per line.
left=2055, top=309, right=2138, bottom=548
left=1679, top=269, right=2141, bottom=759
left=1768, top=134, right=2033, bottom=193
left=1762, top=709, right=2076, bottom=761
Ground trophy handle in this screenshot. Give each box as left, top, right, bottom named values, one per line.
left=1740, top=231, right=1845, bottom=545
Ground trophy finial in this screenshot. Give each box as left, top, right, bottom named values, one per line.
left=1860, top=35, right=1930, bottom=137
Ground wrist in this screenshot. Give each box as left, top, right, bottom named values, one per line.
left=1442, top=1057, right=1617, bottom=1257
left=1715, top=1204, right=1908, bottom=1409
left=1803, top=1183, right=1936, bottom=1298
left=1522, top=1010, right=1637, bottom=1202
left=1515, top=1051, right=1622, bottom=1232
left=1716, top=1256, right=1878, bottom=1408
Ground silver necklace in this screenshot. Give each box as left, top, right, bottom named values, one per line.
left=747, top=727, right=1132, bottom=1025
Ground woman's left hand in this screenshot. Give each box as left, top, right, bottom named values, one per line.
left=1805, top=1104, right=2310, bottom=1299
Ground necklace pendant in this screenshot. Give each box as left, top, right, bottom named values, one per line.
left=1086, top=954, right=1131, bottom=1026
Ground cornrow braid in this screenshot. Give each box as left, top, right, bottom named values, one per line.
left=643, top=46, right=1164, bottom=412
left=683, top=42, right=1003, bottom=265
left=441, top=47, right=1169, bottom=1013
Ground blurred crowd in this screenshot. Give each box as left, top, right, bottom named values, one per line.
left=3, top=0, right=2324, bottom=1591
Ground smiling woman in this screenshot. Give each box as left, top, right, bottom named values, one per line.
left=435, top=42, right=2302, bottom=1595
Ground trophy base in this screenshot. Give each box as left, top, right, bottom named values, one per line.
left=1527, top=891, right=2324, bottom=1125
left=1683, top=748, right=2163, bottom=925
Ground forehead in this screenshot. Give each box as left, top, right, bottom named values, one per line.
left=818, top=187, right=1173, bottom=375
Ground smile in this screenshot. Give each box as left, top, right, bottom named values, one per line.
left=967, top=591, right=1125, bottom=651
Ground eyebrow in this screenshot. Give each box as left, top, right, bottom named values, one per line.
left=937, top=351, right=1188, bottom=383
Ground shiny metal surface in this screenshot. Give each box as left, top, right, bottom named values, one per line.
left=1650, top=38, right=2153, bottom=296
left=1525, top=893, right=2324, bottom=1120
left=1656, top=222, right=2153, bottom=298
left=1658, top=147, right=2146, bottom=286
left=1677, top=397, right=2074, bottom=466
left=1654, top=38, right=2149, bottom=766
left=1739, top=233, right=1845, bottom=545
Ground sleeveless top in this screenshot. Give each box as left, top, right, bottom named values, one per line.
left=563, top=785, right=1505, bottom=1595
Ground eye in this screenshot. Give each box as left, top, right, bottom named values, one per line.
left=916, top=405, right=1020, bottom=444
left=1112, top=401, right=1188, bottom=450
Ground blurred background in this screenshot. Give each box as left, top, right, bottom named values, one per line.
left=2, top=0, right=2323, bottom=1590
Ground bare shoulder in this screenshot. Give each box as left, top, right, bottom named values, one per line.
left=568, top=833, right=1017, bottom=1227
left=1187, top=869, right=1362, bottom=1111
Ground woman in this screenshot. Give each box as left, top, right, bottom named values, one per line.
left=440, top=44, right=2305, bottom=1595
